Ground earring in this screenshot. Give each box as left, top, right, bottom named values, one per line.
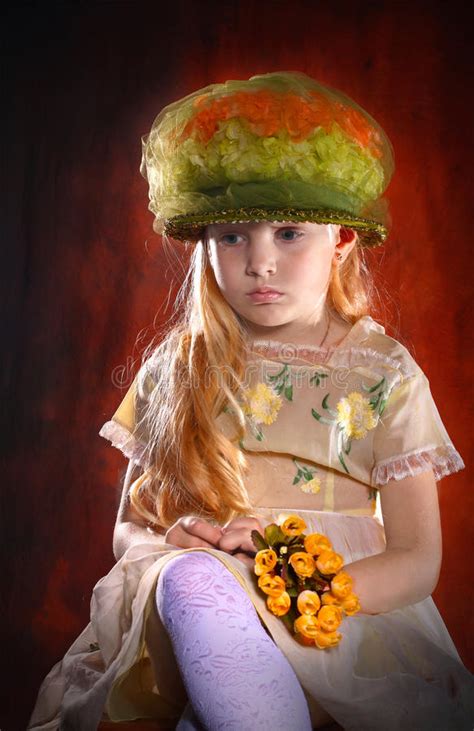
left=336, top=253, right=343, bottom=262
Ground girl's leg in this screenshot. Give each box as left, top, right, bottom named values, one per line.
left=176, top=701, right=204, bottom=730
left=156, top=552, right=312, bottom=731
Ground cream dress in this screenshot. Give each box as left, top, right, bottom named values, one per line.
left=28, top=316, right=474, bottom=730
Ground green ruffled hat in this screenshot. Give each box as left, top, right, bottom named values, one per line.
left=140, top=71, right=395, bottom=247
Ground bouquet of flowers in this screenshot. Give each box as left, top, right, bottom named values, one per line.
left=251, top=514, right=360, bottom=649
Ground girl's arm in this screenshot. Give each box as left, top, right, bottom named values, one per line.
left=343, top=468, right=442, bottom=614
left=112, top=460, right=167, bottom=561
left=113, top=460, right=223, bottom=561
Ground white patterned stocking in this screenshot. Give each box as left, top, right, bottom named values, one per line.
left=155, top=552, right=312, bottom=731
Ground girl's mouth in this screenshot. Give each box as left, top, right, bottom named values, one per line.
left=247, top=292, right=283, bottom=302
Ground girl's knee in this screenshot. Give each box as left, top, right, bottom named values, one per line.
left=159, top=550, right=223, bottom=585
left=156, top=551, right=226, bottom=613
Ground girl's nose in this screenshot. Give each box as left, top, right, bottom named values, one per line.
left=245, top=237, right=277, bottom=277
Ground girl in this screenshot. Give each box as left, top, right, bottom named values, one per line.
left=29, top=71, right=474, bottom=730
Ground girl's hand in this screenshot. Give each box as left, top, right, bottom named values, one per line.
left=218, top=517, right=265, bottom=568
left=165, top=516, right=223, bottom=549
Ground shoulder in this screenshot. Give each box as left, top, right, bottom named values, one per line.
left=352, top=315, right=423, bottom=385
left=137, top=335, right=175, bottom=390
left=137, top=349, right=161, bottom=392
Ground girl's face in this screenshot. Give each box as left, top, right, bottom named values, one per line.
left=206, top=221, right=349, bottom=340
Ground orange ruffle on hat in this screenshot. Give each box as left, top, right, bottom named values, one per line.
left=140, top=71, right=395, bottom=247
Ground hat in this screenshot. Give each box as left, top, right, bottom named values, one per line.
left=140, top=71, right=395, bottom=247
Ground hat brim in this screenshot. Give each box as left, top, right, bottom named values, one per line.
left=164, top=207, right=387, bottom=247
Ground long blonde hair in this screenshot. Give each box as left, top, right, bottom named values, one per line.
left=130, top=227, right=378, bottom=528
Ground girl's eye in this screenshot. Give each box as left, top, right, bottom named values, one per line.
left=278, top=228, right=302, bottom=241
left=220, top=233, right=243, bottom=245
left=218, top=228, right=302, bottom=245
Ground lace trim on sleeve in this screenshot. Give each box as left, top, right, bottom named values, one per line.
left=99, top=420, right=147, bottom=467
left=372, top=444, right=465, bottom=486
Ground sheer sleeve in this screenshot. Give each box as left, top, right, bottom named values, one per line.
left=371, top=371, right=465, bottom=486
left=99, top=363, right=157, bottom=468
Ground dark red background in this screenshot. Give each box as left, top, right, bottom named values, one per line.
left=3, top=1, right=473, bottom=729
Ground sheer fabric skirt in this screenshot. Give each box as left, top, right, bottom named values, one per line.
left=28, top=509, right=474, bottom=731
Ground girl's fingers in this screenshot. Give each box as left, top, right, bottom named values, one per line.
left=218, top=527, right=258, bottom=555
left=165, top=526, right=220, bottom=550
left=222, top=517, right=264, bottom=533
left=166, top=516, right=263, bottom=554
left=178, top=515, right=222, bottom=547
left=181, top=535, right=220, bottom=549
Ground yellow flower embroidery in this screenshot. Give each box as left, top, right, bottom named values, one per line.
left=292, top=458, right=322, bottom=494
left=242, top=382, right=282, bottom=426
left=311, top=377, right=388, bottom=476
left=300, top=477, right=321, bottom=494
left=336, top=392, right=378, bottom=440
left=236, top=364, right=294, bottom=443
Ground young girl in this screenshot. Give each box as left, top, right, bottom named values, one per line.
left=29, top=71, right=474, bottom=730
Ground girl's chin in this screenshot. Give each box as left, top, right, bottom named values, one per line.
left=240, top=314, right=295, bottom=332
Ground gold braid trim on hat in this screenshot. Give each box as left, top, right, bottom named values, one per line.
left=164, top=207, right=387, bottom=247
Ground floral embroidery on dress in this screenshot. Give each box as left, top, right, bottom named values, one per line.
left=367, top=487, right=378, bottom=510
left=266, top=363, right=294, bottom=401
left=236, top=363, right=296, bottom=441
left=311, top=377, right=388, bottom=475
left=337, top=392, right=378, bottom=439
left=241, top=382, right=283, bottom=441
left=309, top=370, right=329, bottom=387
left=292, top=458, right=322, bottom=494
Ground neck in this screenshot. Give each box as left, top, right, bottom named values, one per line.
left=244, top=310, right=333, bottom=348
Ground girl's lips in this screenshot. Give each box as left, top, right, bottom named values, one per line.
left=247, top=291, right=282, bottom=302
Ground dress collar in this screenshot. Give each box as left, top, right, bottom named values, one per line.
left=247, top=316, right=383, bottom=362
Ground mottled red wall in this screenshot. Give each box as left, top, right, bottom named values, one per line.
left=4, top=1, right=473, bottom=729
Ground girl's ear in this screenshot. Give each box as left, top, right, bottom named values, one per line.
left=339, top=226, right=357, bottom=244
left=334, top=227, right=357, bottom=264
